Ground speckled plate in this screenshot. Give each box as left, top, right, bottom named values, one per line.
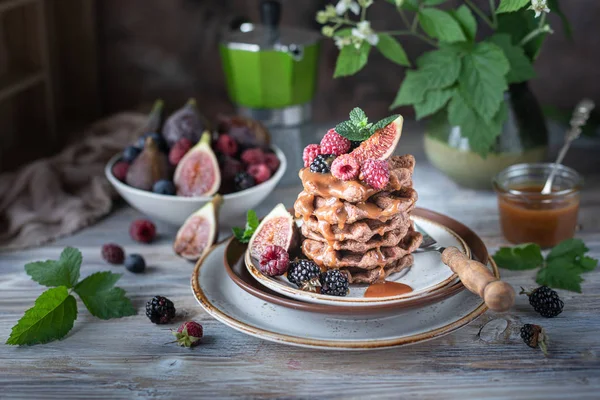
left=245, top=215, right=469, bottom=306
left=191, top=241, right=498, bottom=350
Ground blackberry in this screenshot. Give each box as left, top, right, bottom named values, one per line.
left=310, top=154, right=336, bottom=174
left=350, top=140, right=362, bottom=150
left=521, top=286, right=564, bottom=318
left=287, top=259, right=321, bottom=292
left=234, top=172, right=256, bottom=191
left=146, top=295, right=176, bottom=324
left=520, top=324, right=548, bottom=355
left=320, top=269, right=349, bottom=296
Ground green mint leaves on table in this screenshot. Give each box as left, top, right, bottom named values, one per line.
left=493, top=239, right=599, bottom=293
left=335, top=107, right=399, bottom=142
left=6, top=247, right=136, bottom=346
left=232, top=210, right=259, bottom=243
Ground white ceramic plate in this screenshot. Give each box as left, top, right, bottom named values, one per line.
left=192, top=242, right=495, bottom=350
left=245, top=215, right=469, bottom=306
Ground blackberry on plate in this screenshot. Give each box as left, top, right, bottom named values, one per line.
left=287, top=259, right=321, bottom=292
left=521, top=286, right=564, bottom=318
left=320, top=269, right=349, bottom=296
left=520, top=323, right=548, bottom=355
left=310, top=154, right=336, bottom=174
left=234, top=172, right=256, bottom=191
left=146, top=295, right=176, bottom=324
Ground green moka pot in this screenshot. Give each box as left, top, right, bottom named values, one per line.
left=219, top=1, right=320, bottom=126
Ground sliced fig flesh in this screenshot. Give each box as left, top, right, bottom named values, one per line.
left=248, top=204, right=298, bottom=260
left=174, top=132, right=221, bottom=196
left=173, top=195, right=222, bottom=260
left=351, top=116, right=404, bottom=163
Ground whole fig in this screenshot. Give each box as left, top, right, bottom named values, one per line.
left=217, top=115, right=270, bottom=150
left=163, top=98, right=210, bottom=147
left=125, top=137, right=171, bottom=191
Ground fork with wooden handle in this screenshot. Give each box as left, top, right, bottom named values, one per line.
left=415, top=224, right=515, bottom=312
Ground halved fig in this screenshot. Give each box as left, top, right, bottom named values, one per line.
left=248, top=204, right=298, bottom=260
left=173, top=195, right=223, bottom=260
left=351, top=115, right=404, bottom=163
left=174, top=131, right=221, bottom=196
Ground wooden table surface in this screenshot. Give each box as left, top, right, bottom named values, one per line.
left=1, top=123, right=599, bottom=399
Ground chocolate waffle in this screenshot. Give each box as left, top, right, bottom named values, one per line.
left=344, top=254, right=415, bottom=284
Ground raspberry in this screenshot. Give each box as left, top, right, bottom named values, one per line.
left=264, top=152, right=280, bottom=172
left=169, top=137, right=193, bottom=166
left=173, top=321, right=203, bottom=347
left=320, top=269, right=349, bottom=296
left=247, top=163, right=271, bottom=184
left=360, top=159, right=390, bottom=189
left=259, top=245, right=290, bottom=276
left=310, top=154, right=336, bottom=174
left=520, top=324, right=548, bottom=354
left=330, top=154, right=360, bottom=181
left=129, top=219, right=157, bottom=243
left=146, top=295, right=176, bottom=324
left=219, top=155, right=244, bottom=181
left=302, top=144, right=321, bottom=168
left=101, top=243, right=125, bottom=264
left=320, top=129, right=351, bottom=156
left=234, top=172, right=256, bottom=191
left=521, top=286, right=564, bottom=318
left=112, top=161, right=129, bottom=182
left=215, top=134, right=238, bottom=157
left=287, top=259, right=321, bottom=292
left=240, top=148, right=265, bottom=165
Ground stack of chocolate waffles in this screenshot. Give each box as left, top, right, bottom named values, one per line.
left=294, top=154, right=423, bottom=284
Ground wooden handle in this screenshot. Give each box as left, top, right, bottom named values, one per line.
left=441, top=247, right=515, bottom=312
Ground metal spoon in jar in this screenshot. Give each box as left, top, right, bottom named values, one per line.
left=541, top=99, right=595, bottom=194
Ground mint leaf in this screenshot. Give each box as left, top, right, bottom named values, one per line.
left=232, top=227, right=246, bottom=241
left=334, top=42, right=371, bottom=78
left=24, top=247, right=82, bottom=288
left=459, top=42, right=509, bottom=121
left=336, top=121, right=371, bottom=141
left=232, top=210, right=260, bottom=243
left=450, top=5, right=477, bottom=42
left=547, top=238, right=588, bottom=261
left=370, top=115, right=400, bottom=134
left=537, top=259, right=583, bottom=293
left=349, top=107, right=368, bottom=126
left=6, top=286, right=77, bottom=345
left=74, top=272, right=136, bottom=320
left=416, top=49, right=462, bottom=89
left=496, top=0, right=529, bottom=13
left=489, top=34, right=535, bottom=83
left=376, top=34, right=410, bottom=67
left=414, top=87, right=454, bottom=120
left=418, top=8, right=466, bottom=44
left=493, top=243, right=544, bottom=270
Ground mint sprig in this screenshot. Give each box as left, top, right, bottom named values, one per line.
left=493, top=239, right=599, bottom=293
left=335, top=107, right=399, bottom=142
left=232, top=210, right=259, bottom=243
left=6, top=247, right=136, bottom=346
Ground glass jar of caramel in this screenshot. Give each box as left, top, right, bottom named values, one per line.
left=493, top=163, right=582, bottom=248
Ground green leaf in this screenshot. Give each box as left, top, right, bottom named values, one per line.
left=576, top=256, right=599, bottom=272
left=232, top=210, right=260, bottom=243
left=537, top=260, right=583, bottom=293
left=422, top=0, right=448, bottom=5
left=497, top=12, right=546, bottom=60
left=496, top=0, right=529, bottom=13
left=334, top=42, right=371, bottom=78
left=489, top=34, right=535, bottom=83
left=391, top=71, right=428, bottom=108
left=459, top=42, right=509, bottom=121
left=376, top=34, right=410, bottom=67
left=416, top=49, right=463, bottom=88
left=24, top=247, right=82, bottom=289
left=450, top=5, right=477, bottom=42
left=336, top=120, right=371, bottom=141
left=492, top=243, right=544, bottom=270
left=74, top=272, right=136, bottom=320
left=349, top=107, right=368, bottom=126
left=548, top=0, right=573, bottom=40
left=246, top=210, right=259, bottom=231
left=547, top=238, right=588, bottom=261
left=6, top=286, right=77, bottom=345
left=370, top=115, right=400, bottom=133
left=414, top=87, right=454, bottom=120
left=418, top=8, right=466, bottom=43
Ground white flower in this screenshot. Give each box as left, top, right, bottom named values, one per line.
left=528, top=0, right=550, bottom=18
left=336, top=0, right=360, bottom=16
left=334, top=36, right=352, bottom=49
left=351, top=20, right=379, bottom=46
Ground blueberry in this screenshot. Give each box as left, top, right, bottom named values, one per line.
left=123, top=146, right=141, bottom=162
left=153, top=180, right=176, bottom=195
left=125, top=254, right=146, bottom=273
left=233, top=172, right=255, bottom=191
left=137, top=132, right=169, bottom=153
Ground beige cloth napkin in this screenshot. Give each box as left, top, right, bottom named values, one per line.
left=0, top=113, right=147, bottom=251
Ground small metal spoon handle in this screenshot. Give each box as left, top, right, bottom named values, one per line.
left=541, top=98, right=595, bottom=194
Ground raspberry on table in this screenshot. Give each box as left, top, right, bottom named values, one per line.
left=320, top=269, right=349, bottom=296
left=287, top=259, right=321, bottom=292
left=215, top=134, right=238, bottom=157
left=241, top=148, right=265, bottom=166
left=331, top=154, right=360, bottom=181
left=302, top=144, right=321, bottom=168
left=112, top=161, right=130, bottom=182
left=521, top=286, right=564, bottom=318
left=101, top=243, right=125, bottom=264
left=173, top=321, right=203, bottom=347
left=264, top=152, right=280, bottom=172
left=146, top=295, right=176, bottom=324
left=259, top=245, right=290, bottom=276
left=247, top=163, right=271, bottom=184
left=310, top=154, right=336, bottom=174
left=320, top=129, right=351, bottom=156
left=169, top=137, right=193, bottom=165
left=360, top=159, right=390, bottom=189
left=129, top=219, right=157, bottom=243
